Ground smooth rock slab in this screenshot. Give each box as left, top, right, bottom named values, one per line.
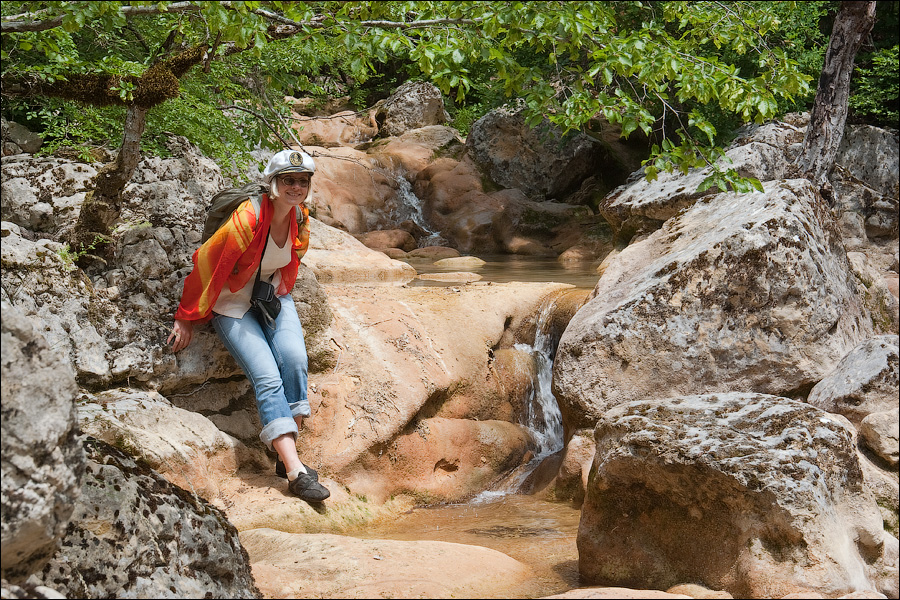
left=578, top=393, right=894, bottom=599
left=240, top=527, right=534, bottom=598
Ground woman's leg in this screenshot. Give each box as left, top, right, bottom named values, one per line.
left=268, top=294, right=310, bottom=421
left=267, top=295, right=311, bottom=474
left=212, top=311, right=298, bottom=451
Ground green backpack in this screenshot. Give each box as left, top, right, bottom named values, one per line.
left=201, top=182, right=267, bottom=243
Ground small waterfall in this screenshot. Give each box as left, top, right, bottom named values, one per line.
left=385, top=171, right=446, bottom=247
left=473, top=296, right=567, bottom=503
left=515, top=297, right=564, bottom=456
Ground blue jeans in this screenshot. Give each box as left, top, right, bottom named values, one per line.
left=212, top=294, right=310, bottom=451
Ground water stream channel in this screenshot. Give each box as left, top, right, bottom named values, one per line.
left=359, top=260, right=597, bottom=597
left=349, top=178, right=599, bottom=597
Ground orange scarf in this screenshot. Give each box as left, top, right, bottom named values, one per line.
left=174, top=193, right=310, bottom=323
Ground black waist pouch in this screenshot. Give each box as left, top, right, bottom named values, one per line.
left=250, top=279, right=281, bottom=330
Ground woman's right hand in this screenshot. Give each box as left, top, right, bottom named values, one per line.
left=167, top=319, right=194, bottom=353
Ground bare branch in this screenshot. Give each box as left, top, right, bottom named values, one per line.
left=2, top=2, right=202, bottom=33
left=219, top=104, right=293, bottom=147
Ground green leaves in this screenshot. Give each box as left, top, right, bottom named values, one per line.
left=0, top=0, right=837, bottom=195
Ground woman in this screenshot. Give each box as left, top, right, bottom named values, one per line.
left=168, top=149, right=329, bottom=503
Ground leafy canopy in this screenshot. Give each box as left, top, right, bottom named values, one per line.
left=2, top=1, right=819, bottom=190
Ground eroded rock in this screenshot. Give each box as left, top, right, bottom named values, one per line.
left=578, top=393, right=895, bottom=598
left=32, top=439, right=260, bottom=599
left=1, top=303, right=84, bottom=583
left=807, top=335, right=899, bottom=427
left=555, top=179, right=874, bottom=430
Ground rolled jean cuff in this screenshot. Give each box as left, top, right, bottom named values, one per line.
left=290, top=401, right=311, bottom=419
left=259, top=417, right=299, bottom=451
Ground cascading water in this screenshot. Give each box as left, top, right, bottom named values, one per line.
left=474, top=297, right=566, bottom=502
left=516, top=298, right=564, bottom=457
left=384, top=170, right=446, bottom=247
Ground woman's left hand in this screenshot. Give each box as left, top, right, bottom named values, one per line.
left=168, top=319, right=194, bottom=353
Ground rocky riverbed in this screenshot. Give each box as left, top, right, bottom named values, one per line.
left=2, top=81, right=898, bottom=598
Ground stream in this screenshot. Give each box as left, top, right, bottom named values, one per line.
left=357, top=271, right=587, bottom=598
left=350, top=181, right=594, bottom=597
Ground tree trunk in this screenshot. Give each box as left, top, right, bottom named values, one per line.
left=797, top=1, right=876, bottom=190
left=69, top=104, right=147, bottom=262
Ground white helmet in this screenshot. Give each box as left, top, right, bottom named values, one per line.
left=263, top=149, right=316, bottom=183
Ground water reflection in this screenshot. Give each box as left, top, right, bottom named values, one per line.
left=404, top=253, right=601, bottom=289
left=355, top=493, right=582, bottom=597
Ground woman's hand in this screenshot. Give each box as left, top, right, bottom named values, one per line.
left=168, top=319, right=194, bottom=353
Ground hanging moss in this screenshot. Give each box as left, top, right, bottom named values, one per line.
left=4, top=45, right=206, bottom=110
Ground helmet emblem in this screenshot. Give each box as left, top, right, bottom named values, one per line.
left=289, top=152, right=304, bottom=166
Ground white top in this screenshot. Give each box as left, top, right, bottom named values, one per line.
left=212, top=234, right=293, bottom=318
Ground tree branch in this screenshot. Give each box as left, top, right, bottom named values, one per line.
left=2, top=2, right=480, bottom=34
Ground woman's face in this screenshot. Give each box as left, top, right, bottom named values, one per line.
left=272, top=173, right=311, bottom=209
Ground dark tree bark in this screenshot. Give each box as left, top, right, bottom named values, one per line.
left=797, top=1, right=876, bottom=190
left=69, top=104, right=147, bottom=264
left=57, top=47, right=208, bottom=262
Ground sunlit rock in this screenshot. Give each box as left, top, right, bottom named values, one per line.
left=31, top=440, right=260, bottom=599
left=554, top=179, right=874, bottom=431
left=1, top=303, right=84, bottom=583
left=578, top=392, right=896, bottom=598
left=807, top=335, right=899, bottom=426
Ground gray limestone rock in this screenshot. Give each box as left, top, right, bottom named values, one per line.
left=377, top=81, right=449, bottom=138
left=32, top=438, right=261, bottom=599
left=807, top=334, right=899, bottom=426
left=578, top=392, right=896, bottom=598
left=554, top=179, right=873, bottom=430
left=859, top=408, right=900, bottom=468
left=1, top=302, right=85, bottom=583
left=598, top=119, right=807, bottom=240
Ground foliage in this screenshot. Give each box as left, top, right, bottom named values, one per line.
left=56, top=234, right=105, bottom=270
left=849, top=45, right=899, bottom=128
left=2, top=1, right=886, bottom=193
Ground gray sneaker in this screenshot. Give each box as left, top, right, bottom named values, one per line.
left=288, top=472, right=330, bottom=502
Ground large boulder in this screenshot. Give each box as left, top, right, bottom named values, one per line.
left=1, top=303, right=84, bottom=584
left=598, top=117, right=807, bottom=243
left=1, top=118, right=43, bottom=155
left=831, top=125, right=900, bottom=274
left=835, top=124, right=900, bottom=208
left=32, top=439, right=261, bottom=599
left=78, top=389, right=269, bottom=500
left=578, top=393, right=897, bottom=599
left=554, top=179, right=874, bottom=431
left=375, top=81, right=450, bottom=138
left=466, top=106, right=638, bottom=202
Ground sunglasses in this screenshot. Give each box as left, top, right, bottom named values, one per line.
left=278, top=176, right=311, bottom=187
